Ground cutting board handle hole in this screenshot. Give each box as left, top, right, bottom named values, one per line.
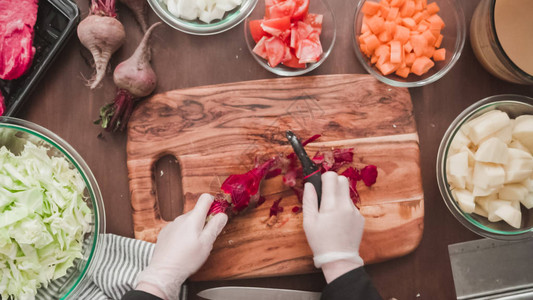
left=154, top=154, right=184, bottom=221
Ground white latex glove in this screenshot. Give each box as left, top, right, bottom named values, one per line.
left=136, top=194, right=228, bottom=300
left=303, top=171, right=365, bottom=283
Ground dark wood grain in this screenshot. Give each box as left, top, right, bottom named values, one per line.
left=127, top=74, right=424, bottom=280
left=18, top=0, right=533, bottom=298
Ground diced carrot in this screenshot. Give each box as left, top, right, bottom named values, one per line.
left=433, top=48, right=446, bottom=61
left=384, top=21, right=397, bottom=35
left=412, top=12, right=424, bottom=23
left=390, top=40, right=402, bottom=63
left=362, top=22, right=370, bottom=33
left=426, top=2, right=440, bottom=14
left=375, top=44, right=390, bottom=57
left=362, top=1, right=381, bottom=15
left=400, top=0, right=416, bottom=18
left=378, top=30, right=392, bottom=42
left=357, top=0, right=445, bottom=77
left=434, top=34, right=443, bottom=48
left=396, top=66, right=410, bottom=78
left=359, top=30, right=371, bottom=43
left=411, top=56, right=434, bottom=75
left=379, top=3, right=390, bottom=17
left=424, top=46, right=435, bottom=57
left=414, top=0, right=423, bottom=11
left=404, top=41, right=413, bottom=53
left=422, top=29, right=436, bottom=46
left=377, top=54, right=388, bottom=66
left=427, top=14, right=445, bottom=29
left=363, top=34, right=381, bottom=52
left=416, top=23, right=428, bottom=32
left=390, top=0, right=405, bottom=7
left=405, top=52, right=416, bottom=66
left=392, top=25, right=409, bottom=44
left=386, top=7, right=399, bottom=20
left=367, top=15, right=386, bottom=34
left=410, top=34, right=427, bottom=56
left=378, top=62, right=399, bottom=75
left=401, top=17, right=416, bottom=29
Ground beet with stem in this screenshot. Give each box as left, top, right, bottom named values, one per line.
left=95, top=22, right=161, bottom=132
left=118, top=0, right=148, bottom=32
left=78, top=0, right=126, bottom=89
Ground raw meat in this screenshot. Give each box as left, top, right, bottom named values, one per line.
left=0, top=0, right=39, bottom=80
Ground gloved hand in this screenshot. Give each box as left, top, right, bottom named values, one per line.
left=136, top=194, right=228, bottom=300
left=303, top=171, right=365, bottom=283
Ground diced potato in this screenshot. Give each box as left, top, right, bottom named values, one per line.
left=504, top=148, right=533, bottom=183
left=494, top=204, right=522, bottom=228
left=473, top=161, right=505, bottom=189
left=462, top=110, right=510, bottom=145
left=474, top=137, right=508, bottom=164
left=512, top=115, right=533, bottom=153
left=447, top=151, right=469, bottom=189
left=522, top=193, right=533, bottom=209
left=499, top=183, right=528, bottom=201
left=450, top=131, right=471, bottom=154
left=509, top=139, right=530, bottom=152
left=487, top=199, right=512, bottom=222
left=453, top=189, right=475, bottom=213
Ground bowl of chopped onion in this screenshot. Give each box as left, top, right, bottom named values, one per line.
left=148, top=0, right=258, bottom=35
left=0, top=117, right=105, bottom=299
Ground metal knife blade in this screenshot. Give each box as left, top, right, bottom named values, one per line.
left=197, top=286, right=321, bottom=300
left=285, top=130, right=322, bottom=206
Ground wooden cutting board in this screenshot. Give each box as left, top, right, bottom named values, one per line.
left=126, top=74, right=424, bottom=281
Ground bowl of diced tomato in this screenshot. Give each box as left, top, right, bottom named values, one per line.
left=353, top=0, right=465, bottom=87
left=244, top=0, right=336, bottom=76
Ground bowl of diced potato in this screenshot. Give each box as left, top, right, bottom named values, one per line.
left=437, top=94, right=533, bottom=240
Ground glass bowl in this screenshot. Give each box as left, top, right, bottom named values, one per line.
left=353, top=0, right=466, bottom=87
left=244, top=0, right=336, bottom=76
left=148, top=0, right=258, bottom=35
left=437, top=95, right=533, bottom=240
left=0, top=117, right=105, bottom=299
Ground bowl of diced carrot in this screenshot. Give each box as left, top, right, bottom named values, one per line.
left=353, top=0, right=465, bottom=87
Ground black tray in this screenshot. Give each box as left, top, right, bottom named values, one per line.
left=0, top=0, right=79, bottom=117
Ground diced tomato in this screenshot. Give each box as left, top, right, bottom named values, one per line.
left=264, top=37, right=286, bottom=67
left=250, top=19, right=268, bottom=43
left=297, top=38, right=322, bottom=64
left=269, top=0, right=296, bottom=19
left=250, top=0, right=323, bottom=69
left=292, top=0, right=310, bottom=20
left=261, top=16, right=291, bottom=37
left=304, top=13, right=323, bottom=34
left=279, top=29, right=291, bottom=44
left=283, top=49, right=306, bottom=68
left=291, top=21, right=313, bottom=53
left=253, top=36, right=269, bottom=59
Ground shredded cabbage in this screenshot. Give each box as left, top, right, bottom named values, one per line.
left=0, top=142, right=93, bottom=300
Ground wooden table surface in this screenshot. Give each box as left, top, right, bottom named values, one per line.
left=19, top=0, right=533, bottom=299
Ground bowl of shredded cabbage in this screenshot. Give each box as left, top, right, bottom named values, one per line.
left=0, top=117, right=105, bottom=299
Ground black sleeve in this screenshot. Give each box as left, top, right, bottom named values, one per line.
left=321, top=267, right=383, bottom=300
left=121, top=290, right=163, bottom=300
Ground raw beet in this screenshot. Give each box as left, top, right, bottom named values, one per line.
left=220, top=158, right=278, bottom=212
left=0, top=0, right=38, bottom=80
left=0, top=93, right=4, bottom=116
left=361, top=165, right=378, bottom=186
left=269, top=198, right=283, bottom=217
left=341, top=167, right=361, bottom=205
left=206, top=134, right=378, bottom=220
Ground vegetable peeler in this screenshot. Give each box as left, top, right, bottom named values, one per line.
left=285, top=130, right=322, bottom=207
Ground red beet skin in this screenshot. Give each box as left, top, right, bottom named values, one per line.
left=206, top=135, right=378, bottom=220
left=0, top=0, right=38, bottom=80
